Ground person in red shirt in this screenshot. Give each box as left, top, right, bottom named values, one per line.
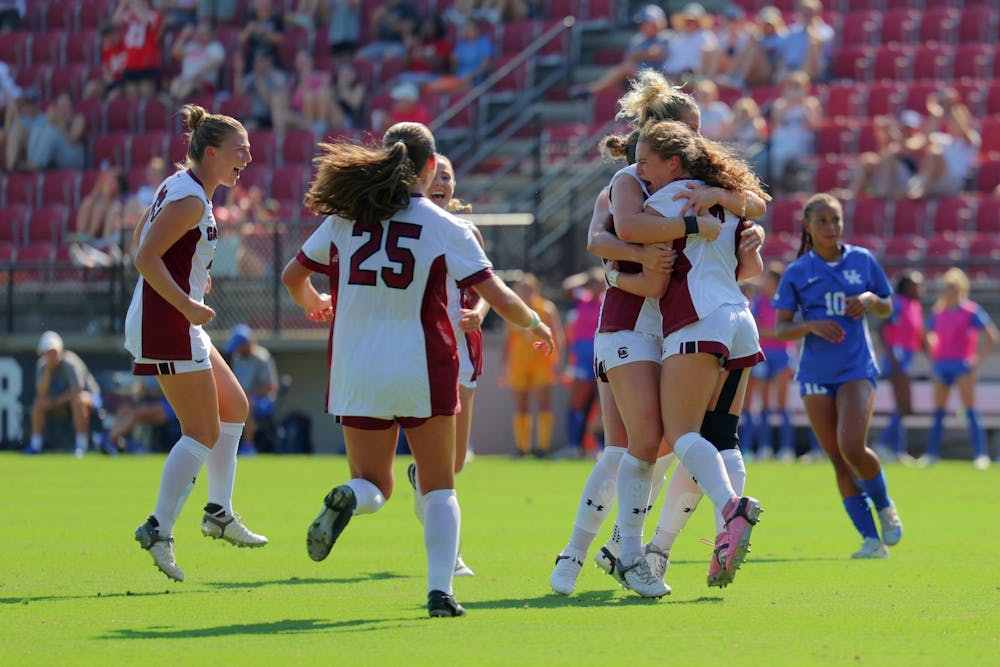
left=373, top=82, right=431, bottom=135
left=113, top=0, right=163, bottom=98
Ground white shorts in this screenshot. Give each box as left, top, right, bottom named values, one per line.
left=595, top=330, right=663, bottom=380
left=458, top=348, right=476, bottom=389
left=133, top=357, right=212, bottom=376
left=662, top=303, right=764, bottom=370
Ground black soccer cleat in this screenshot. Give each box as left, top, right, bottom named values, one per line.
left=427, top=590, right=466, bottom=618
left=306, top=485, right=357, bottom=562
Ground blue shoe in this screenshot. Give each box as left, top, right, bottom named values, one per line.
left=20, top=445, right=41, bottom=455
left=237, top=443, right=257, bottom=457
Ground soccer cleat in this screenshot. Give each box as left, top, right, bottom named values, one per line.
left=73, top=445, right=86, bottom=459
left=550, top=552, right=584, bottom=595
left=973, top=455, right=991, bottom=470
left=427, top=589, right=466, bottom=617
left=877, top=503, right=903, bottom=546
left=643, top=543, right=670, bottom=582
left=593, top=545, right=617, bottom=575
left=201, top=510, right=269, bottom=547
left=20, top=445, right=41, bottom=455
left=719, top=496, right=763, bottom=575
left=851, top=537, right=889, bottom=559
left=307, top=485, right=356, bottom=562
left=134, top=519, right=184, bottom=582
left=917, top=454, right=938, bottom=467
left=614, top=555, right=671, bottom=598
left=454, top=553, right=475, bottom=577
left=706, top=533, right=734, bottom=588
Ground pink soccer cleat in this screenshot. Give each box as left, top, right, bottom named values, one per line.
left=706, top=532, right=734, bottom=588
left=718, top=496, right=763, bottom=576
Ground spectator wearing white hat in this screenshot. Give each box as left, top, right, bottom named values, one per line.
left=663, top=3, right=717, bottom=81
left=23, top=331, right=103, bottom=458
left=225, top=324, right=278, bottom=456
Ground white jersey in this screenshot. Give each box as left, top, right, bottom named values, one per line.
left=598, top=165, right=662, bottom=337
left=124, top=170, right=217, bottom=362
left=296, top=195, right=493, bottom=419
left=645, top=179, right=748, bottom=336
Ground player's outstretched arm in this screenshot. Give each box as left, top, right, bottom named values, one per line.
left=281, top=258, right=333, bottom=323
left=472, top=275, right=555, bottom=355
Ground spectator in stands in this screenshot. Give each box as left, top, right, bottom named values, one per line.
left=922, top=267, right=999, bottom=469
left=906, top=90, right=981, bottom=200
left=569, top=4, right=669, bottom=98
left=84, top=24, right=127, bottom=101
left=777, top=0, right=834, bottom=83
left=226, top=324, right=279, bottom=456
left=22, top=331, right=103, bottom=458
left=729, top=5, right=787, bottom=88
left=0, top=1, right=24, bottom=32
left=448, top=0, right=529, bottom=24
left=334, top=60, right=367, bottom=129
left=693, top=79, right=732, bottom=141
left=851, top=111, right=927, bottom=200
left=724, top=97, right=768, bottom=178
left=372, top=81, right=431, bottom=135
left=356, top=0, right=420, bottom=62
left=703, top=4, right=752, bottom=82
left=235, top=51, right=290, bottom=130
left=288, top=0, right=323, bottom=29
left=114, top=0, right=163, bottom=99
left=198, top=0, right=237, bottom=25
left=291, top=50, right=346, bottom=135
left=0, top=59, right=18, bottom=111
left=135, top=156, right=168, bottom=208
left=767, top=70, right=821, bottom=190
left=3, top=86, right=45, bottom=171
left=211, top=185, right=270, bottom=278
left=241, top=0, right=286, bottom=72
left=159, top=0, right=199, bottom=29
left=106, top=375, right=181, bottom=453
left=71, top=168, right=139, bottom=266
left=451, top=18, right=494, bottom=89
left=401, top=16, right=453, bottom=90
left=26, top=93, right=86, bottom=171
left=662, top=3, right=716, bottom=82
left=168, top=18, right=225, bottom=102
left=326, top=0, right=361, bottom=59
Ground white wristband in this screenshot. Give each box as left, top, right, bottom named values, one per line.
left=606, top=269, right=620, bottom=288
left=527, top=310, right=541, bottom=330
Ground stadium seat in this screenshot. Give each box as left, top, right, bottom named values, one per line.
left=840, top=11, right=881, bottom=47
left=585, top=0, right=615, bottom=23
left=812, top=156, right=853, bottom=192
left=78, top=0, right=116, bottom=30
left=493, top=56, right=532, bottom=93
left=40, top=171, right=80, bottom=208
left=281, top=129, right=317, bottom=166
left=141, top=99, right=174, bottom=132
left=850, top=198, right=888, bottom=236
left=820, top=83, right=863, bottom=119
left=591, top=89, right=621, bottom=124
left=767, top=197, right=807, bottom=236
left=855, top=120, right=879, bottom=154
left=814, top=121, right=855, bottom=156
left=832, top=46, right=871, bottom=81
left=64, top=29, right=99, bottom=67
left=500, top=20, right=541, bottom=55
left=873, top=45, right=913, bottom=81
left=248, top=130, right=278, bottom=167
left=30, top=31, right=65, bottom=66
left=27, top=204, right=68, bottom=245
left=49, top=64, right=90, bottom=99
left=547, top=0, right=582, bottom=20
left=0, top=205, right=28, bottom=246
left=130, top=132, right=168, bottom=169
left=0, top=241, right=15, bottom=264
left=44, top=2, right=76, bottom=30
left=931, top=195, right=976, bottom=237
left=912, top=45, right=952, bottom=81
left=376, top=55, right=405, bottom=88
left=3, top=172, right=39, bottom=208
left=0, top=31, right=30, bottom=67
left=270, top=166, right=310, bottom=202
left=976, top=159, right=1000, bottom=193
left=842, top=233, right=884, bottom=256
left=760, top=233, right=799, bottom=262
left=965, top=233, right=1000, bottom=280
left=980, top=116, right=1000, bottom=154
left=882, top=234, right=926, bottom=269
left=92, top=133, right=129, bottom=169
left=890, top=199, right=930, bottom=236
left=234, top=168, right=269, bottom=194
left=864, top=81, right=903, bottom=117
left=957, top=7, right=998, bottom=43
left=901, top=82, right=940, bottom=117
left=218, top=95, right=253, bottom=122
left=919, top=8, right=960, bottom=43
left=104, top=97, right=141, bottom=133
left=924, top=233, right=967, bottom=269
left=168, top=134, right=190, bottom=165
left=77, top=170, right=103, bottom=205
left=973, top=194, right=1000, bottom=235
left=951, top=44, right=993, bottom=80
left=13, top=65, right=51, bottom=97
left=880, top=9, right=920, bottom=45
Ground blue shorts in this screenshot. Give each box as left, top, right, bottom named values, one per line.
left=569, top=338, right=596, bottom=381
left=251, top=396, right=276, bottom=419
left=799, top=377, right=877, bottom=398
left=752, top=348, right=794, bottom=380
left=880, top=346, right=916, bottom=377
left=932, top=359, right=971, bottom=386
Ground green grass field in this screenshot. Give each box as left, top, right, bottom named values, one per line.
left=1, top=453, right=997, bottom=666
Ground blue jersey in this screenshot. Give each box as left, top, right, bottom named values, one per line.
left=773, top=244, right=892, bottom=384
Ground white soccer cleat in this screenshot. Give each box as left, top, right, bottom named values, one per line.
left=593, top=545, right=617, bottom=575
left=135, top=519, right=184, bottom=582
left=877, top=503, right=903, bottom=546
left=550, top=552, right=584, bottom=595
left=643, top=543, right=670, bottom=582
left=615, top=555, right=670, bottom=598
left=454, top=553, right=475, bottom=577
left=851, top=537, right=889, bottom=559
left=201, top=512, right=269, bottom=547
left=973, top=455, right=991, bottom=470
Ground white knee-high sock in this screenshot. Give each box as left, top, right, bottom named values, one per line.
left=153, top=436, right=210, bottom=536
left=347, top=477, right=385, bottom=515
left=206, top=422, right=243, bottom=514
left=673, top=432, right=736, bottom=509
left=650, top=462, right=703, bottom=552
left=713, top=448, right=747, bottom=532
left=424, top=488, right=460, bottom=594
left=614, top=453, right=655, bottom=563
left=647, top=453, right=676, bottom=509
left=565, top=445, right=625, bottom=555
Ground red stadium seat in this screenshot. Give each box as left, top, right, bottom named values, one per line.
left=932, top=195, right=976, bottom=237
left=965, top=233, right=1000, bottom=280
left=952, top=44, right=994, bottom=80
left=585, top=0, right=615, bottom=22
left=78, top=1, right=116, bottom=31
left=92, top=133, right=129, bottom=169
left=493, top=56, right=531, bottom=93
left=40, top=171, right=80, bottom=208
left=104, top=97, right=140, bottom=133
left=0, top=31, right=30, bottom=67
left=592, top=89, right=620, bottom=123
left=840, top=11, right=881, bottom=47
left=812, top=157, right=852, bottom=192
left=760, top=233, right=800, bottom=263
left=767, top=197, right=806, bottom=236
left=65, top=29, right=99, bottom=67
left=547, top=0, right=582, bottom=19
left=958, top=7, right=998, bottom=43
left=217, top=95, right=253, bottom=122
left=974, top=195, right=1000, bottom=234
left=872, top=45, right=912, bottom=81
left=976, top=160, right=1000, bottom=193
left=831, top=46, right=871, bottom=81
left=77, top=170, right=103, bottom=207
left=281, top=129, right=316, bottom=166
left=814, top=121, right=855, bottom=156
left=850, top=199, right=888, bottom=236
left=27, top=204, right=68, bottom=244
left=44, top=2, right=76, bottom=30
left=13, top=65, right=51, bottom=96
left=842, top=234, right=884, bottom=256
left=234, top=168, right=269, bottom=194
left=270, top=166, right=310, bottom=202
left=864, top=81, right=903, bottom=117
left=901, top=82, right=940, bottom=117
left=130, top=132, right=168, bottom=169
left=142, top=98, right=174, bottom=132
left=0, top=205, right=28, bottom=246
left=980, top=116, right=1000, bottom=154
left=3, top=172, right=39, bottom=207
left=49, top=65, right=90, bottom=99
left=919, top=8, right=960, bottom=43
left=882, top=234, right=926, bottom=268
left=924, top=233, right=967, bottom=268
left=890, top=199, right=930, bottom=236
left=30, top=31, right=65, bottom=66
left=912, top=45, right=952, bottom=80
left=500, top=20, right=541, bottom=55
left=248, top=130, right=278, bottom=167
left=880, top=9, right=920, bottom=44
left=820, top=83, right=863, bottom=120
left=0, top=241, right=16, bottom=263
left=168, top=134, right=190, bottom=165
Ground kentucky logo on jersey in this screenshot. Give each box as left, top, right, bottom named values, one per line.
left=842, top=269, right=863, bottom=285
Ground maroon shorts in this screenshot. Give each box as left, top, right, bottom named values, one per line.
left=339, top=416, right=430, bottom=430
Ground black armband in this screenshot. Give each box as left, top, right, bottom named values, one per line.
left=683, top=216, right=699, bottom=235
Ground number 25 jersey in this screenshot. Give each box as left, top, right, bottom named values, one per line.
left=296, top=195, right=493, bottom=419
left=773, top=244, right=891, bottom=384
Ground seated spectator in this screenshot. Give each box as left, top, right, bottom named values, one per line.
left=356, top=0, right=420, bottom=62
left=372, top=81, right=430, bottom=134
left=226, top=324, right=279, bottom=456
left=168, top=18, right=225, bottom=101
left=0, top=1, right=23, bottom=32
left=333, top=60, right=367, bottom=129
left=4, top=87, right=45, bottom=171
left=452, top=18, right=495, bottom=88
left=326, top=0, right=362, bottom=60
left=729, top=5, right=788, bottom=88
left=22, top=331, right=103, bottom=458
left=84, top=23, right=128, bottom=101
left=767, top=70, right=821, bottom=189
left=105, top=375, right=180, bottom=453
left=0, top=59, right=19, bottom=111
left=704, top=4, right=752, bottom=81
left=851, top=111, right=927, bottom=200
left=235, top=51, right=291, bottom=130
left=447, top=0, right=529, bottom=24
left=777, top=0, right=834, bottom=83
left=291, top=50, right=346, bottom=135
left=693, top=79, right=732, bottom=140
left=663, top=3, right=717, bottom=82
left=287, top=0, right=323, bottom=29
left=26, top=93, right=86, bottom=171
left=725, top=96, right=768, bottom=179
left=159, top=0, right=198, bottom=29
left=198, top=0, right=237, bottom=24
left=113, top=0, right=163, bottom=98
left=134, top=156, right=168, bottom=208
left=401, top=16, right=453, bottom=89
left=70, top=168, right=140, bottom=266
left=211, top=185, right=271, bottom=278
left=907, top=90, right=981, bottom=199
left=570, top=5, right=669, bottom=98
left=241, top=0, right=286, bottom=72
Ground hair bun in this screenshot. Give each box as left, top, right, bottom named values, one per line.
left=182, top=104, right=207, bottom=132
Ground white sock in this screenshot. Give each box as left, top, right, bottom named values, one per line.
left=347, top=477, right=385, bottom=515
left=74, top=433, right=87, bottom=452
left=206, top=422, right=243, bottom=515
left=614, top=453, right=654, bottom=563
left=424, top=488, right=460, bottom=594
left=673, top=432, right=736, bottom=510
left=647, top=453, right=676, bottom=508
left=153, top=436, right=210, bottom=536
left=29, top=433, right=42, bottom=451
left=565, top=445, right=625, bottom=555
left=651, top=463, right=703, bottom=552
left=714, top=449, right=747, bottom=533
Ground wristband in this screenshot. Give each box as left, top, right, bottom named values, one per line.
left=606, top=268, right=620, bottom=288
left=527, top=310, right=542, bottom=330
left=683, top=216, right=699, bottom=235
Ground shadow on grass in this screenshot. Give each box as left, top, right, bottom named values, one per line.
left=103, top=617, right=406, bottom=639
left=467, top=591, right=725, bottom=610
left=1, top=590, right=186, bottom=605
left=204, top=572, right=409, bottom=590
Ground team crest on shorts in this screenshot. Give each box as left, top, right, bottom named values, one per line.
left=617, top=346, right=629, bottom=359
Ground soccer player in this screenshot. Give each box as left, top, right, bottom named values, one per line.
left=128, top=105, right=267, bottom=584
left=773, top=193, right=903, bottom=559
left=407, top=153, right=489, bottom=577
left=876, top=271, right=925, bottom=463
left=922, top=267, right=999, bottom=469
left=281, top=122, right=554, bottom=617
